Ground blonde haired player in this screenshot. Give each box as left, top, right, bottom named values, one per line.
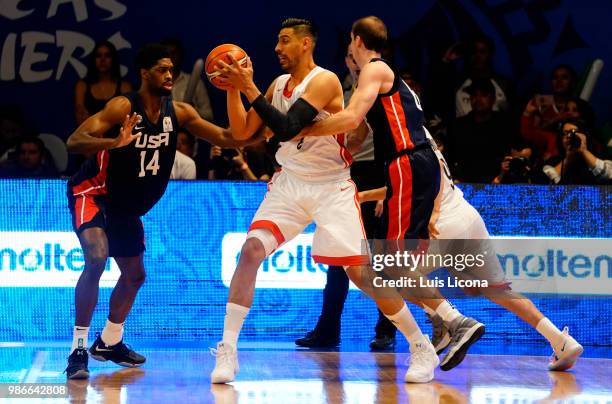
left=359, top=129, right=584, bottom=371
left=211, top=18, right=439, bottom=384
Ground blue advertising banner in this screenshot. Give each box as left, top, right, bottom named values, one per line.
left=0, top=180, right=610, bottom=346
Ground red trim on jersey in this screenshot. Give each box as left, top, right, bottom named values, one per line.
left=334, top=133, right=353, bottom=168
left=381, top=92, right=415, bottom=152
left=348, top=179, right=367, bottom=240
left=74, top=194, right=100, bottom=229
left=283, top=80, right=294, bottom=98
left=71, top=150, right=109, bottom=196
left=386, top=156, right=413, bottom=239
left=249, top=220, right=285, bottom=245
left=266, top=169, right=282, bottom=192
left=312, top=255, right=370, bottom=266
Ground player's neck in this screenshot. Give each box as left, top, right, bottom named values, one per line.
left=356, top=50, right=380, bottom=69
left=289, top=59, right=317, bottom=85
left=138, top=88, right=162, bottom=122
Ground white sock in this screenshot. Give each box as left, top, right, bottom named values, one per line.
left=101, top=319, right=124, bottom=346
left=423, top=304, right=436, bottom=316
left=222, top=303, right=250, bottom=347
left=385, top=304, right=426, bottom=345
left=435, top=301, right=461, bottom=324
left=71, top=326, right=89, bottom=353
left=536, top=317, right=564, bottom=347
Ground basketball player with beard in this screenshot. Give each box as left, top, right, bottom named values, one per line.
left=65, top=43, right=260, bottom=379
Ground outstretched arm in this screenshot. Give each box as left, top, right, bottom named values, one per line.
left=66, top=96, right=142, bottom=154
left=300, top=62, right=386, bottom=138
left=174, top=101, right=263, bottom=148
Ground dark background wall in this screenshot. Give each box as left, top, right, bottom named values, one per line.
left=1, top=0, right=611, bottom=138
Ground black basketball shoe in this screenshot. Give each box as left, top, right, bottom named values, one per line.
left=89, top=333, right=146, bottom=367
left=65, top=348, right=90, bottom=380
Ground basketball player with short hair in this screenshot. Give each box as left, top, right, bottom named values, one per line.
left=295, top=16, right=489, bottom=372
left=65, top=43, right=260, bottom=380
left=360, top=131, right=584, bottom=371
left=212, top=17, right=440, bottom=384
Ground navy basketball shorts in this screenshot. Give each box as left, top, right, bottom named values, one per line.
left=67, top=190, right=145, bottom=258
left=381, top=146, right=441, bottom=240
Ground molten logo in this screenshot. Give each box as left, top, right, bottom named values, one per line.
left=0, top=232, right=120, bottom=287
left=221, top=233, right=351, bottom=290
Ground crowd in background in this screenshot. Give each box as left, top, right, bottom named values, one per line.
left=1, top=35, right=610, bottom=184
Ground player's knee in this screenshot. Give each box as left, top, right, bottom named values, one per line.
left=240, top=238, right=267, bottom=265
left=126, top=269, right=146, bottom=289
left=83, top=245, right=108, bottom=275
left=244, top=229, right=278, bottom=260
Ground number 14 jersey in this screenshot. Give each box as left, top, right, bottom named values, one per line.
left=68, top=92, right=179, bottom=217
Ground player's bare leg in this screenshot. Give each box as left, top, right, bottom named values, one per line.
left=211, top=237, right=267, bottom=383
left=486, top=290, right=583, bottom=371
left=67, top=227, right=109, bottom=379
left=344, top=265, right=439, bottom=383
left=89, top=255, right=147, bottom=368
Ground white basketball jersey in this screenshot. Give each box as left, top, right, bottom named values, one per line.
left=424, top=129, right=465, bottom=213
left=272, top=66, right=352, bottom=182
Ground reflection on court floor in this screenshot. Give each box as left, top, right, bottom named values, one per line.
left=0, top=343, right=610, bottom=403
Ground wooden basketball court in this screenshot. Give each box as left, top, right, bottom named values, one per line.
left=1, top=342, right=610, bottom=403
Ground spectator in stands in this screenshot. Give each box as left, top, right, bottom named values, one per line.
left=74, top=41, right=132, bottom=125
left=0, top=136, right=58, bottom=178
left=454, top=35, right=512, bottom=118
left=520, top=65, right=580, bottom=161
left=541, top=119, right=603, bottom=184
left=161, top=38, right=214, bottom=122
left=447, top=78, right=513, bottom=183
left=170, top=130, right=197, bottom=180
left=0, top=105, right=28, bottom=161
left=521, top=96, right=595, bottom=161
left=492, top=139, right=536, bottom=184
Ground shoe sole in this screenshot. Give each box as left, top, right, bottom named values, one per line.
left=440, top=323, right=485, bottom=371
left=90, top=353, right=145, bottom=368
left=67, top=369, right=90, bottom=380
left=435, top=333, right=451, bottom=355
left=548, top=345, right=584, bottom=371
left=211, top=374, right=236, bottom=384
left=405, top=352, right=440, bottom=383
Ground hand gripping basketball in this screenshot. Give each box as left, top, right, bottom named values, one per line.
left=205, top=44, right=249, bottom=90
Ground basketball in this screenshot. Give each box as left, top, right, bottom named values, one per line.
left=205, top=44, right=248, bottom=90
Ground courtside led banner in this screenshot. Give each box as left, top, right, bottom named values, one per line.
left=222, top=233, right=611, bottom=294
left=0, top=232, right=120, bottom=287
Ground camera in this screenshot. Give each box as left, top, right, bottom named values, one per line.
left=566, top=128, right=582, bottom=149
left=503, top=156, right=531, bottom=184
left=221, top=148, right=239, bottom=159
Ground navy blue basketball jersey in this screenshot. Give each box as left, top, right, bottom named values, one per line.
left=365, top=58, right=428, bottom=163
left=68, top=92, right=179, bottom=216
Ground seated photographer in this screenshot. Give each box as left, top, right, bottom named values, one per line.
left=541, top=119, right=603, bottom=184
left=492, top=139, right=535, bottom=184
